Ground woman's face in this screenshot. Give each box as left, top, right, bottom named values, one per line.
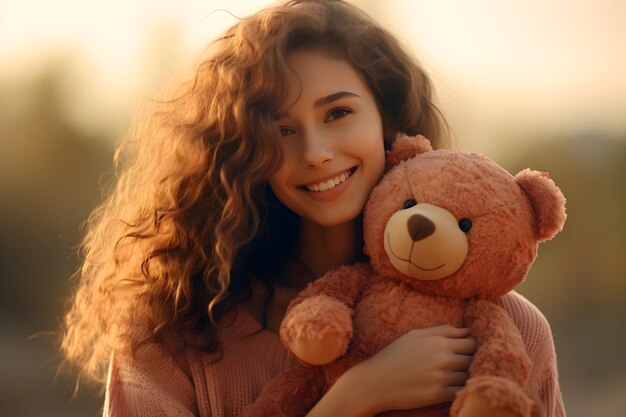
left=269, top=48, right=386, bottom=227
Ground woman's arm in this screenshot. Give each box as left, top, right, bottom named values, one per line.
left=305, top=325, right=476, bottom=416
left=498, top=291, right=566, bottom=417
left=305, top=291, right=566, bottom=417
left=104, top=342, right=199, bottom=417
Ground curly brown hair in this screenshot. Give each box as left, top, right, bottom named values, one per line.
left=61, top=0, right=449, bottom=386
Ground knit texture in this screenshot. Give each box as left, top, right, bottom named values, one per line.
left=103, top=291, right=565, bottom=417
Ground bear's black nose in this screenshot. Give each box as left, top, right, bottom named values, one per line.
left=407, top=214, right=436, bottom=241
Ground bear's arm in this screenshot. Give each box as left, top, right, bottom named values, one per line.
left=453, top=298, right=535, bottom=417
left=289, top=262, right=374, bottom=309
left=497, top=291, right=566, bottom=417
left=279, top=263, right=374, bottom=365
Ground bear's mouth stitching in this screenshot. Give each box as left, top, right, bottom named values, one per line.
left=386, top=233, right=445, bottom=271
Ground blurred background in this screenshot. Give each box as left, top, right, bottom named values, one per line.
left=1, top=0, right=624, bottom=415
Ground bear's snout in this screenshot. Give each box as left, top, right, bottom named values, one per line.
left=383, top=203, right=469, bottom=281
left=407, top=215, right=435, bottom=241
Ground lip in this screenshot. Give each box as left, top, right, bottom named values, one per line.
left=299, top=167, right=357, bottom=202
left=298, top=167, right=356, bottom=188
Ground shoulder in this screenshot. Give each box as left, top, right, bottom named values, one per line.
left=496, top=292, right=566, bottom=417
left=113, top=330, right=197, bottom=387
left=104, top=340, right=199, bottom=416
left=496, top=292, right=566, bottom=416
left=497, top=291, right=554, bottom=347
left=496, top=292, right=557, bottom=383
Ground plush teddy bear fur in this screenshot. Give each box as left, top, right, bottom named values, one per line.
left=244, top=136, right=566, bottom=417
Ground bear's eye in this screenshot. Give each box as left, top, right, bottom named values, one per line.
left=458, top=218, right=473, bottom=233
left=403, top=199, right=417, bottom=209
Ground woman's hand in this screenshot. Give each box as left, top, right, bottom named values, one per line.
left=310, top=325, right=476, bottom=417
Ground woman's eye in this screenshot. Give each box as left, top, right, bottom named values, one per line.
left=326, top=107, right=352, bottom=122
left=279, top=127, right=295, bottom=137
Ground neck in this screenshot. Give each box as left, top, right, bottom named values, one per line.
left=296, top=216, right=365, bottom=280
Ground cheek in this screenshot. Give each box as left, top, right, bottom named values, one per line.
left=267, top=172, right=296, bottom=216
left=268, top=163, right=292, bottom=199
left=351, top=112, right=385, bottom=157
left=268, top=142, right=296, bottom=183
left=267, top=170, right=283, bottom=190
left=358, top=130, right=386, bottom=176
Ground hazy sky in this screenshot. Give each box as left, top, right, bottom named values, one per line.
left=2, top=0, right=625, bottom=151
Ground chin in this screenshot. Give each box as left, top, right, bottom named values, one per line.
left=306, top=207, right=362, bottom=227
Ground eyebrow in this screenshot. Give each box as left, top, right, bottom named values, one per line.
left=274, top=91, right=360, bottom=120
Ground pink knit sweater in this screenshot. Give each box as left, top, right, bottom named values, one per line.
left=103, top=291, right=565, bottom=417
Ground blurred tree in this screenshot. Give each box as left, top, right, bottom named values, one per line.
left=501, top=133, right=626, bottom=416
left=0, top=61, right=114, bottom=417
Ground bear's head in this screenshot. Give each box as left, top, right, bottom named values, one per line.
left=364, top=135, right=566, bottom=299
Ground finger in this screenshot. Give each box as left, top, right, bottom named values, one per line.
left=421, top=325, right=471, bottom=338
left=440, top=385, right=463, bottom=402
left=445, top=371, right=469, bottom=386
left=445, top=353, right=473, bottom=371
left=447, top=337, right=478, bottom=355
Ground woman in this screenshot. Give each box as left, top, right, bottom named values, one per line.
left=61, top=1, right=565, bottom=416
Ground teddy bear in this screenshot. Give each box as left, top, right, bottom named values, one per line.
left=244, top=135, right=566, bottom=417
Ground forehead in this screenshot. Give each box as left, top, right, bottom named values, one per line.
left=284, top=48, right=371, bottom=102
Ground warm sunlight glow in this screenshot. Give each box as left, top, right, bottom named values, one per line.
left=1, top=0, right=624, bottom=150
left=372, top=0, right=626, bottom=149
left=1, top=0, right=275, bottom=134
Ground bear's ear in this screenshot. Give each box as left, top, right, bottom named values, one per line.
left=515, top=169, right=567, bottom=241
left=385, top=134, right=432, bottom=169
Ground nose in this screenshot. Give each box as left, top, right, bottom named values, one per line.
left=302, top=128, right=334, bottom=167
left=407, top=214, right=436, bottom=241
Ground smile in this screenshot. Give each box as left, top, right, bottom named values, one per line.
left=386, top=233, right=445, bottom=271
left=302, top=168, right=354, bottom=192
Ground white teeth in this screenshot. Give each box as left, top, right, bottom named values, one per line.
left=304, top=170, right=352, bottom=192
